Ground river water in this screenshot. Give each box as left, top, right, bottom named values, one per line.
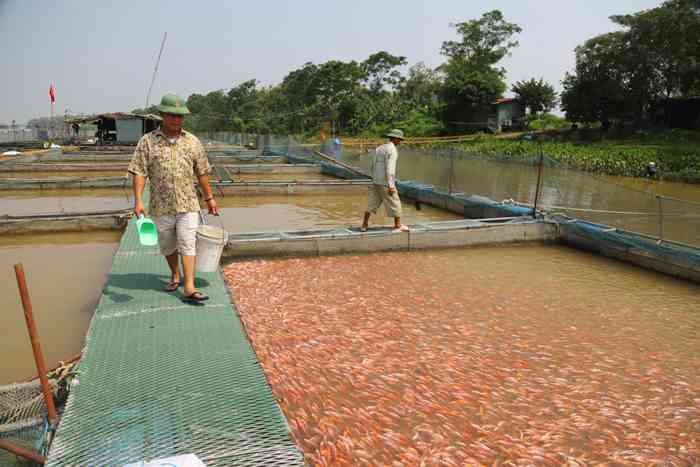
left=225, top=245, right=700, bottom=465
left=0, top=232, right=120, bottom=384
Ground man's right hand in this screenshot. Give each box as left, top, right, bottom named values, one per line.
left=134, top=201, right=146, bottom=218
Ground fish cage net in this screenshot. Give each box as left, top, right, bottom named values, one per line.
left=0, top=379, right=58, bottom=464
left=540, top=156, right=700, bottom=248
left=276, top=136, right=700, bottom=248
left=195, top=131, right=258, bottom=147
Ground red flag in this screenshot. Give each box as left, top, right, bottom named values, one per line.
left=49, top=83, right=56, bottom=103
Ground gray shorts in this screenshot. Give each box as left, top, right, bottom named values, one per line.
left=367, top=184, right=402, bottom=217
left=153, top=212, right=199, bottom=256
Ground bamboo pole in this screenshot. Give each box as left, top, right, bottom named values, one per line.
left=313, top=150, right=369, bottom=177
left=532, top=140, right=545, bottom=218
left=657, top=195, right=664, bottom=243
left=0, top=439, right=46, bottom=464
left=13, top=263, right=58, bottom=427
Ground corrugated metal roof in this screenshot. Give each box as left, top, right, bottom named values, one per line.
left=66, top=112, right=162, bottom=124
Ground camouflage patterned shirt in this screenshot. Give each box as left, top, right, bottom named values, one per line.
left=127, top=128, right=212, bottom=216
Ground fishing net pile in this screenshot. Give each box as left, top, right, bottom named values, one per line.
left=0, top=362, right=76, bottom=464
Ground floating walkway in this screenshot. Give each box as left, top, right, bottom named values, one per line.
left=0, top=176, right=128, bottom=190
left=221, top=163, right=320, bottom=174
left=0, top=209, right=131, bottom=234
left=46, top=191, right=304, bottom=466
left=0, top=162, right=129, bottom=172
left=213, top=179, right=371, bottom=195
left=14, top=153, right=133, bottom=163
left=209, top=155, right=287, bottom=164
left=223, top=217, right=556, bottom=259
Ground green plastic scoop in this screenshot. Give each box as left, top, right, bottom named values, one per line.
left=136, top=214, right=158, bottom=246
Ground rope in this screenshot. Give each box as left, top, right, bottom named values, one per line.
left=542, top=205, right=700, bottom=218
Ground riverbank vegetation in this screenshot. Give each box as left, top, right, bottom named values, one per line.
left=451, top=130, right=700, bottom=183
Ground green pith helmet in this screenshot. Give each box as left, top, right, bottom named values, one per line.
left=157, top=94, right=190, bottom=115
left=385, top=129, right=405, bottom=140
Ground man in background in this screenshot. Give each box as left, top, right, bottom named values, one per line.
left=361, top=129, right=408, bottom=233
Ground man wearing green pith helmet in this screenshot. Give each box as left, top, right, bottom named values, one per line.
left=361, top=129, right=409, bottom=233
left=128, top=94, right=218, bottom=304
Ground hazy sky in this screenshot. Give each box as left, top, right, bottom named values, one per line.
left=1, top=0, right=663, bottom=124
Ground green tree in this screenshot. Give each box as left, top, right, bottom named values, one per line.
left=281, top=60, right=365, bottom=135
left=611, top=0, right=700, bottom=98
left=185, top=90, right=229, bottom=131
left=562, top=0, right=700, bottom=129
left=560, top=32, right=631, bottom=130
left=361, top=51, right=407, bottom=93
left=438, top=10, right=522, bottom=131
left=511, top=78, right=557, bottom=116
left=131, top=105, right=159, bottom=115
left=398, top=62, right=442, bottom=113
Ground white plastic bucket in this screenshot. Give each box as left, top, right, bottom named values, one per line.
left=195, top=224, right=228, bottom=272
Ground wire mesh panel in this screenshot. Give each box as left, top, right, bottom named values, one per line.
left=657, top=196, right=700, bottom=247
left=0, top=380, right=57, bottom=434
left=538, top=159, right=700, bottom=248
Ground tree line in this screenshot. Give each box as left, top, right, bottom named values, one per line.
left=561, top=0, right=700, bottom=131
left=130, top=0, right=697, bottom=137
left=133, top=10, right=556, bottom=137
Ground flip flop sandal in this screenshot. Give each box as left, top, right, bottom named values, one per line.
left=183, top=291, right=210, bottom=303
left=163, top=281, right=180, bottom=292
left=360, top=226, right=368, bottom=232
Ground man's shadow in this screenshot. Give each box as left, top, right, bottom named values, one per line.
left=102, top=273, right=211, bottom=304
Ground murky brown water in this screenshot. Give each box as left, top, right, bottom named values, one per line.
left=216, top=193, right=460, bottom=233
left=225, top=245, right=700, bottom=466
left=0, top=171, right=126, bottom=179
left=1, top=188, right=132, bottom=216
left=339, top=149, right=700, bottom=246
left=0, top=231, right=120, bottom=384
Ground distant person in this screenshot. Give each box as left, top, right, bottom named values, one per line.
left=128, top=93, right=219, bottom=304
left=644, top=162, right=658, bottom=178
left=330, top=137, right=342, bottom=160
left=361, top=129, right=408, bottom=233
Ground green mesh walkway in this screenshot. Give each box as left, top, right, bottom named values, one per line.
left=46, top=195, right=303, bottom=466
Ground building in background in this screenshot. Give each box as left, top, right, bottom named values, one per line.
left=451, top=98, right=527, bottom=134
left=65, top=112, right=161, bottom=145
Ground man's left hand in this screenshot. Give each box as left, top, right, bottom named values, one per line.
left=206, top=198, right=220, bottom=216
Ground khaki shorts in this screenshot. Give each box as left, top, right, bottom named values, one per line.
left=367, top=184, right=402, bottom=217
left=154, top=212, right=200, bottom=256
